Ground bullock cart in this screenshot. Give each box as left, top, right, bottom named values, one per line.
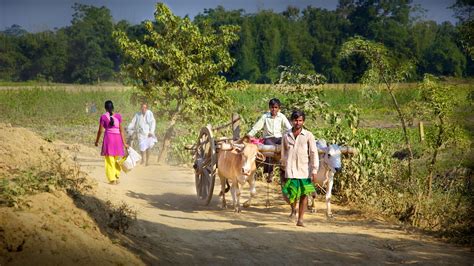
left=185, top=114, right=281, bottom=206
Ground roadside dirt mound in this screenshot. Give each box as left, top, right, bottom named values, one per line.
left=0, top=192, right=142, bottom=265
left=0, top=123, right=62, bottom=178
left=0, top=124, right=143, bottom=265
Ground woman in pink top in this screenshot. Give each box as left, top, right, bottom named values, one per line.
left=95, top=100, right=129, bottom=184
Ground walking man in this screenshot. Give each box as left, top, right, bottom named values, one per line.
left=127, top=103, right=157, bottom=166
left=281, top=110, right=318, bottom=226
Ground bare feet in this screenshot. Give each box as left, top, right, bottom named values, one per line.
left=296, top=220, right=304, bottom=227
left=289, top=210, right=297, bottom=221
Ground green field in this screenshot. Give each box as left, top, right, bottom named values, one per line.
left=0, top=82, right=471, bottom=155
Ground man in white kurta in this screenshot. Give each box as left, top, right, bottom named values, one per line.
left=127, top=103, right=157, bottom=166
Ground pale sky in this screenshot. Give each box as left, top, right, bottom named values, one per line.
left=0, top=0, right=457, bottom=32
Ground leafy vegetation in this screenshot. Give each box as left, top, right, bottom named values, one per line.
left=0, top=156, right=91, bottom=207
left=1, top=1, right=473, bottom=84
left=114, top=3, right=239, bottom=163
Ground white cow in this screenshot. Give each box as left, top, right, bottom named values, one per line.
left=218, top=138, right=265, bottom=212
left=309, top=139, right=354, bottom=217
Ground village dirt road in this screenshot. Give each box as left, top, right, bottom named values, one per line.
left=77, top=147, right=473, bottom=265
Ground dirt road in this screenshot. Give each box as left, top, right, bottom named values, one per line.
left=77, top=148, right=473, bottom=265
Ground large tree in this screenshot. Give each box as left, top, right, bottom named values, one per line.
left=114, top=3, right=239, bottom=163
left=65, top=4, right=117, bottom=83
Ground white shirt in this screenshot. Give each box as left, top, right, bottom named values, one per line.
left=248, top=111, right=292, bottom=138
left=281, top=129, right=319, bottom=179
left=127, top=110, right=156, bottom=139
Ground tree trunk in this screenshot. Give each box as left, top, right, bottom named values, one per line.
left=157, top=111, right=180, bottom=164
left=427, top=116, right=444, bottom=197
left=387, top=87, right=414, bottom=179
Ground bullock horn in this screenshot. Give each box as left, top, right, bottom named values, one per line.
left=340, top=146, right=357, bottom=155
left=256, top=152, right=266, bottom=161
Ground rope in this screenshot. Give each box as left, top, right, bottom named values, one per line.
left=257, top=160, right=280, bottom=167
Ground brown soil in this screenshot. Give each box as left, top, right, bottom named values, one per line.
left=76, top=146, right=474, bottom=265
left=1, top=124, right=473, bottom=265
left=0, top=124, right=142, bottom=265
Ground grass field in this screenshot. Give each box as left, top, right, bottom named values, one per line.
left=0, top=82, right=471, bottom=145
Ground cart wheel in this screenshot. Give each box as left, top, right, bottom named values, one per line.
left=194, top=125, right=217, bottom=205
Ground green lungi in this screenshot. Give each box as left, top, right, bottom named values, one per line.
left=282, top=178, right=316, bottom=204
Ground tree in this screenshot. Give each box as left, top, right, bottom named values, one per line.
left=302, top=7, right=350, bottom=82
left=451, top=0, right=474, bottom=58
left=65, top=4, right=117, bottom=83
left=340, top=36, right=415, bottom=178
left=419, top=74, right=457, bottom=197
left=17, top=31, right=68, bottom=82
left=233, top=20, right=261, bottom=82
left=421, top=22, right=466, bottom=77
left=2, top=24, right=28, bottom=37
left=253, top=11, right=284, bottom=83
left=114, top=3, right=239, bottom=163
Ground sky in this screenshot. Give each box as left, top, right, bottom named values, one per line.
left=0, top=0, right=457, bottom=32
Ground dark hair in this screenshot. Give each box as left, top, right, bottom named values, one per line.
left=104, top=100, right=115, bottom=127
left=268, top=98, right=281, bottom=107
left=290, top=110, right=305, bottom=121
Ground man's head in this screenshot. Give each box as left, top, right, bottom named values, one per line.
left=290, top=110, right=305, bottom=130
left=268, top=98, right=281, bottom=116
left=141, top=103, right=148, bottom=114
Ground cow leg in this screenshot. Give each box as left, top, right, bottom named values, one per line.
left=219, top=176, right=227, bottom=209
left=230, top=183, right=241, bottom=213
left=235, top=184, right=242, bottom=213
left=326, top=175, right=334, bottom=218
left=308, top=190, right=317, bottom=213
left=243, top=175, right=256, bottom=208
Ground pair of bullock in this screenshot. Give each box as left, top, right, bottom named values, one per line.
left=217, top=137, right=355, bottom=216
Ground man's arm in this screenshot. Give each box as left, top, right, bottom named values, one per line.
left=247, top=114, right=265, bottom=137
left=282, top=115, right=292, bottom=131
left=308, top=133, right=319, bottom=176
left=148, top=111, right=156, bottom=136
left=280, top=134, right=287, bottom=169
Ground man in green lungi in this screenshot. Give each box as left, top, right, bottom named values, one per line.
left=281, top=110, right=319, bottom=226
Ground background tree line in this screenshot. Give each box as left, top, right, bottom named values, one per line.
left=0, top=0, right=472, bottom=84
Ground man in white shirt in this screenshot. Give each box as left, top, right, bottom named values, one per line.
left=247, top=98, right=292, bottom=182
left=127, top=103, right=157, bottom=166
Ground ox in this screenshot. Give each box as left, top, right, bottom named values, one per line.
left=309, top=139, right=355, bottom=217
left=218, top=139, right=265, bottom=212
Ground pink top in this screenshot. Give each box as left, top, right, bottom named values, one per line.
left=99, top=113, right=125, bottom=156
left=100, top=113, right=122, bottom=134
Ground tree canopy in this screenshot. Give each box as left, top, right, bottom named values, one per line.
left=114, top=3, right=240, bottom=162
left=0, top=1, right=472, bottom=83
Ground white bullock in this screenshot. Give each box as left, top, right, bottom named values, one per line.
left=218, top=138, right=265, bottom=212
left=310, top=139, right=355, bottom=217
